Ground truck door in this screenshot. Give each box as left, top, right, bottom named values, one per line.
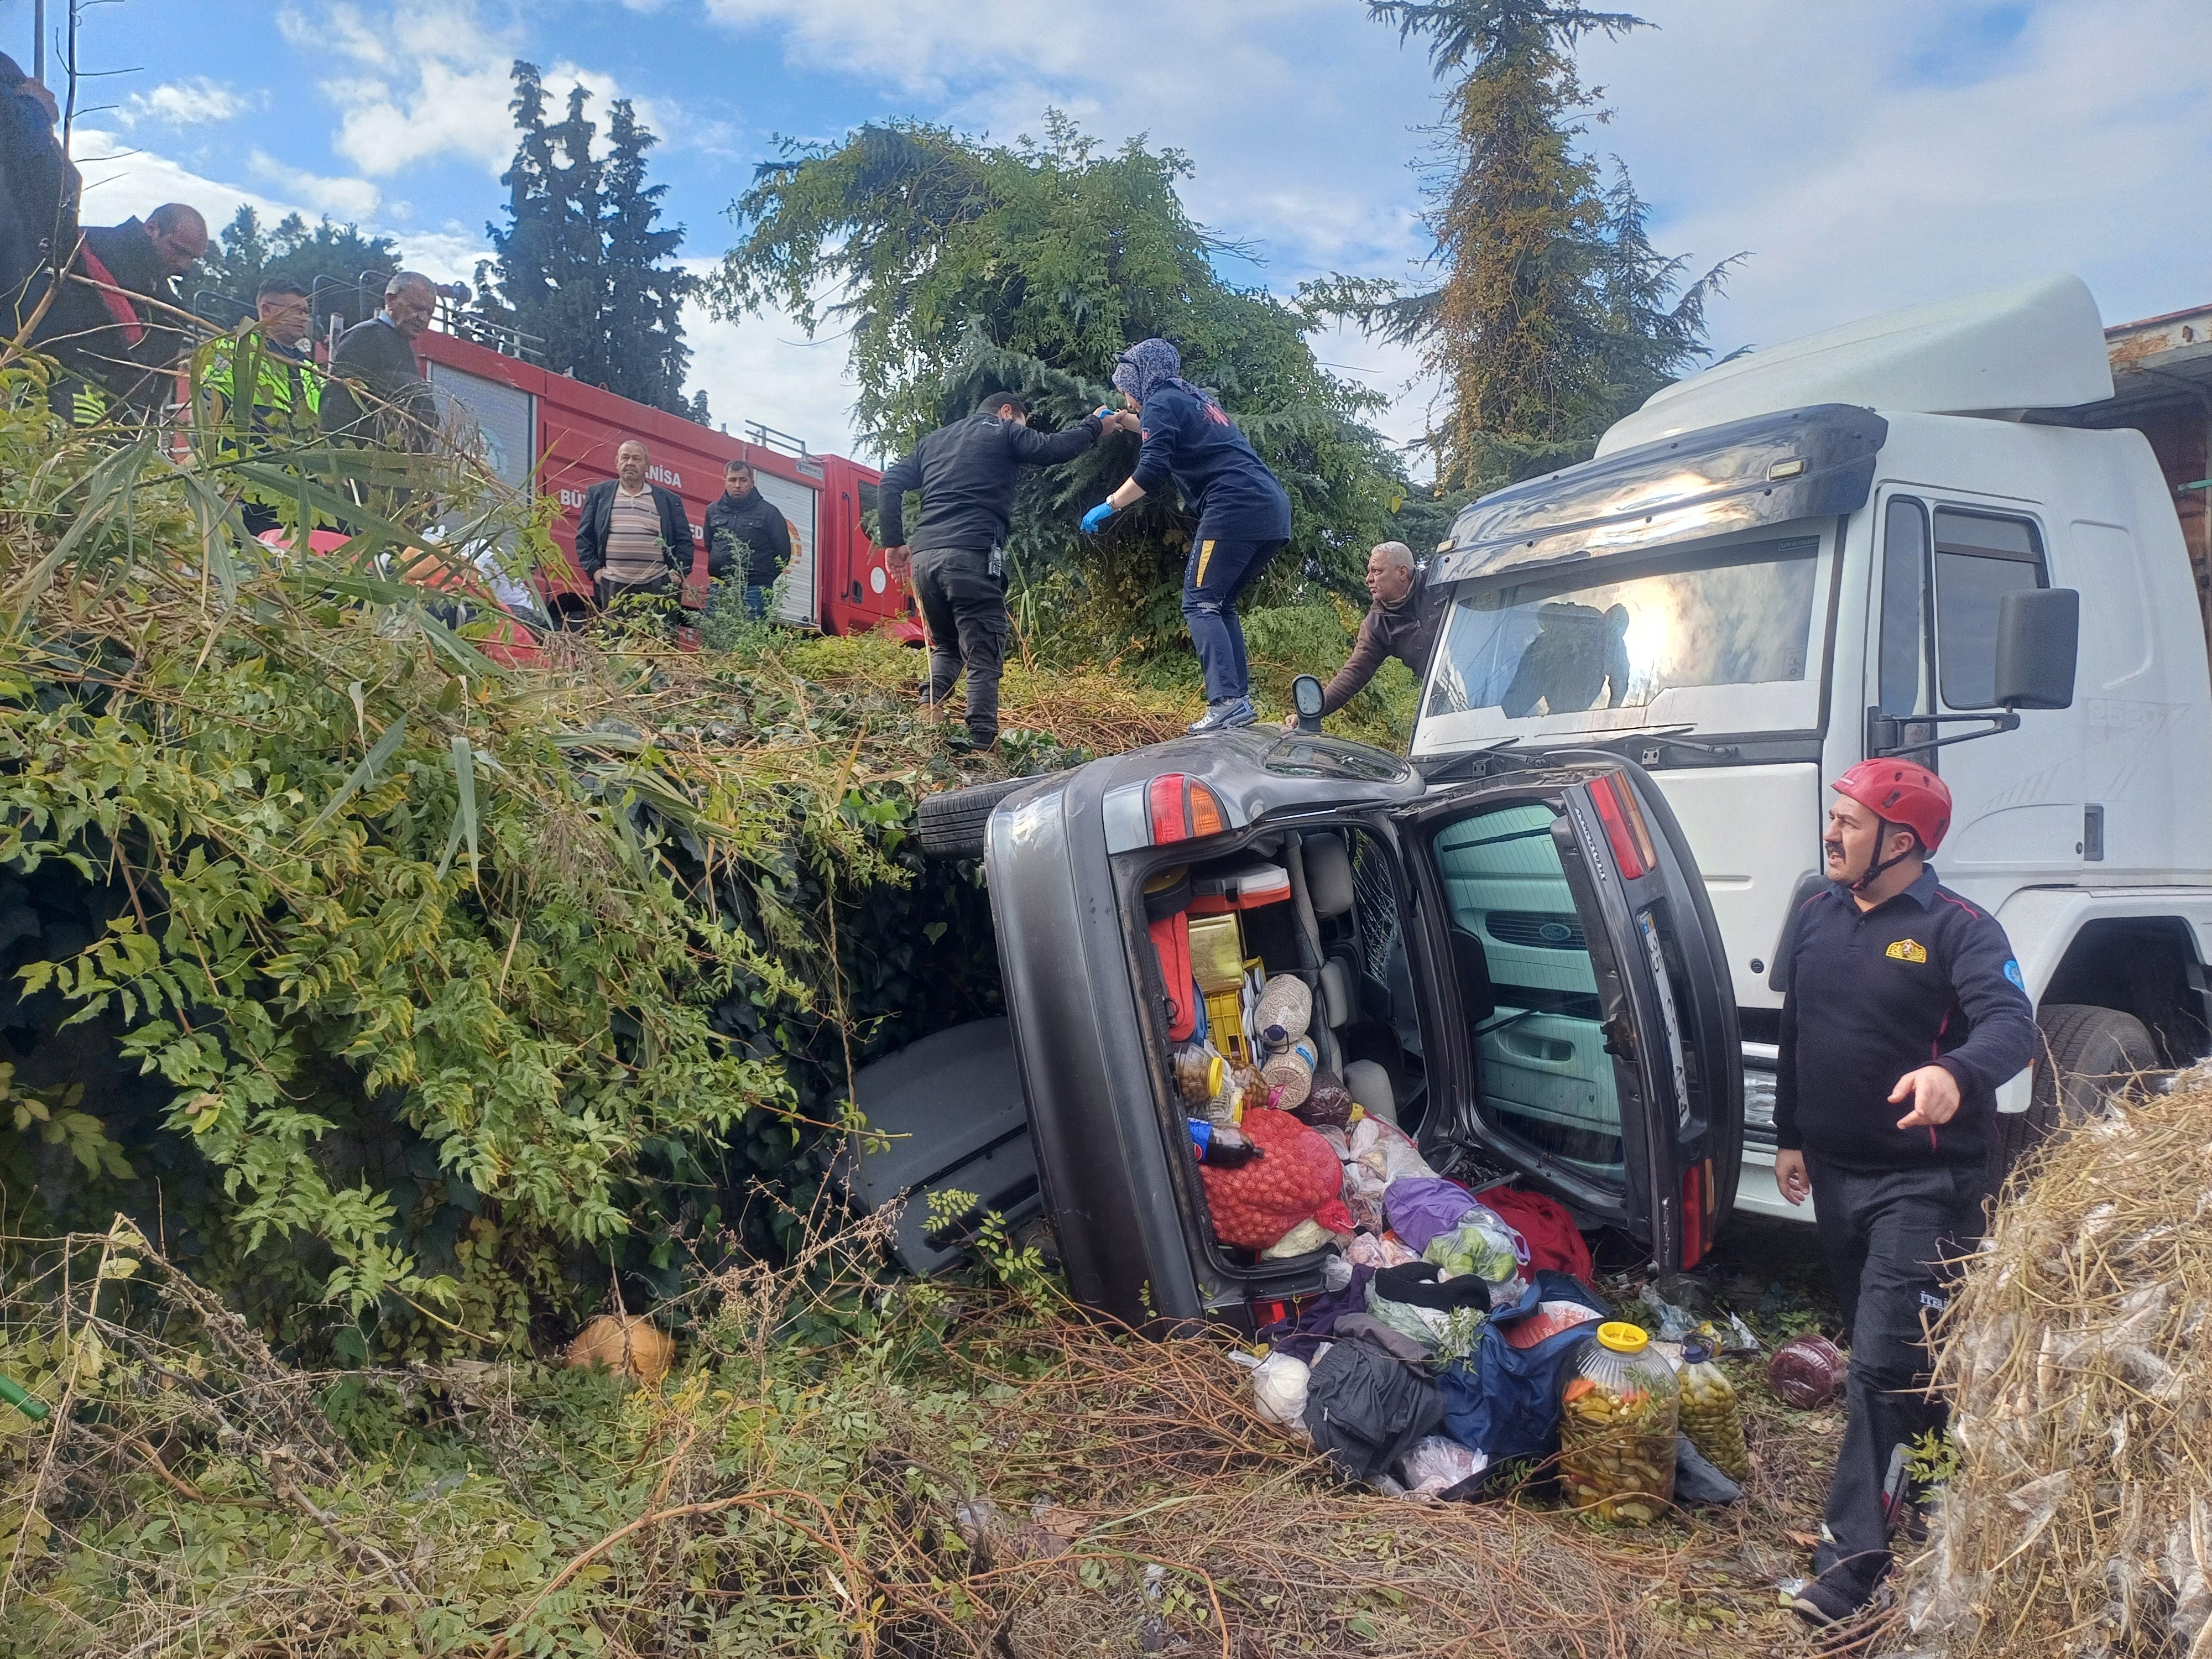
left=1871, top=491, right=2081, bottom=872
left=1392, top=760, right=1742, bottom=1267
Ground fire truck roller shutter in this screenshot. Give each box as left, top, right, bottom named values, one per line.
left=748, top=469, right=819, bottom=628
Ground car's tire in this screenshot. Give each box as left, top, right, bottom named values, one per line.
left=917, top=778, right=1031, bottom=859
left=1989, top=1003, right=2159, bottom=1191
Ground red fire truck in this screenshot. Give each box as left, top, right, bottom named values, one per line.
left=411, top=328, right=914, bottom=640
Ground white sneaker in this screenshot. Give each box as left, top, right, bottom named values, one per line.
left=1186, top=697, right=1256, bottom=734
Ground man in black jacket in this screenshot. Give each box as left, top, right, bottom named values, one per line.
left=574, top=438, right=696, bottom=612
left=702, top=458, right=792, bottom=619
left=878, top=391, right=1103, bottom=749
left=1774, top=760, right=2035, bottom=1627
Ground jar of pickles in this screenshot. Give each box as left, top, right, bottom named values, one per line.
left=1677, top=1340, right=1751, bottom=1482
left=1558, top=1322, right=1678, bottom=1523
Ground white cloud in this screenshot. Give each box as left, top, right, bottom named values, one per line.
left=679, top=260, right=863, bottom=460
left=69, top=127, right=296, bottom=236
left=1579, top=0, right=2212, bottom=354
left=248, top=150, right=383, bottom=221
left=118, top=77, right=257, bottom=128
left=283, top=0, right=664, bottom=178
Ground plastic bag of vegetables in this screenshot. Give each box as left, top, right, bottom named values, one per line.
left=1199, top=1107, right=1353, bottom=1250
left=1422, top=1203, right=1529, bottom=1304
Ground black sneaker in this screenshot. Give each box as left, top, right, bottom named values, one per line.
left=948, top=729, right=995, bottom=755
left=1780, top=1574, right=1865, bottom=1628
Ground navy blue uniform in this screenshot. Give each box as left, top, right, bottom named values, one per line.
left=1130, top=385, right=1291, bottom=705
left=1776, top=864, right=2035, bottom=1610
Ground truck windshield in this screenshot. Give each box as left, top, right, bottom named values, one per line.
left=1416, top=527, right=1829, bottom=749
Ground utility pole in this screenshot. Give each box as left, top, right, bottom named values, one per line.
left=33, top=0, right=45, bottom=80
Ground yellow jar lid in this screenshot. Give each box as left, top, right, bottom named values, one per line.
left=1596, top=1321, right=1650, bottom=1354
left=1206, top=1054, right=1224, bottom=1098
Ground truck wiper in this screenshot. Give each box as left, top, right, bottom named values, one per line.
left=1577, top=725, right=1740, bottom=762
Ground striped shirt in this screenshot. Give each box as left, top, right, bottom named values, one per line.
left=602, top=487, right=666, bottom=582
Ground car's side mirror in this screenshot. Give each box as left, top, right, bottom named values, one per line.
left=1291, top=674, right=1325, bottom=733
left=1994, top=587, right=2079, bottom=711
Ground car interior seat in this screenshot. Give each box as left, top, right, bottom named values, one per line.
left=1301, top=834, right=1400, bottom=1125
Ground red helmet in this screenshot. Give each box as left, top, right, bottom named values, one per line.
left=1832, top=759, right=1952, bottom=852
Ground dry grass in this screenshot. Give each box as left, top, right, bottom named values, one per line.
left=1897, top=1079, right=2212, bottom=1657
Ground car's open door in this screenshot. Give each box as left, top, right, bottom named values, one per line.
left=1391, top=758, right=1741, bottom=1268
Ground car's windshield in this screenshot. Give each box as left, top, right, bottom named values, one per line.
left=1415, top=526, right=1830, bottom=752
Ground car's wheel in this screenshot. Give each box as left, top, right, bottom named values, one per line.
left=917, top=778, right=1031, bottom=859
left=1989, top=1003, right=2159, bottom=1190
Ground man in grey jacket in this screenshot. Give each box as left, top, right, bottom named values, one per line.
left=878, top=391, right=1103, bottom=750
left=1287, top=541, right=1449, bottom=728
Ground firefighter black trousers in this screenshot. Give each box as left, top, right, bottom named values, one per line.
left=1804, top=1156, right=1987, bottom=1604
left=912, top=546, right=1009, bottom=744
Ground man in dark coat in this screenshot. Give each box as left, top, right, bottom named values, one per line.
left=321, top=271, right=439, bottom=451
left=702, top=458, right=793, bottom=619
left=39, top=202, right=205, bottom=418
left=878, top=390, right=1104, bottom=750
left=0, top=54, right=76, bottom=343
left=573, top=437, right=696, bottom=612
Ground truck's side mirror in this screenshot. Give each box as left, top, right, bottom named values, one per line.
left=1291, top=674, right=1326, bottom=733
left=1994, top=587, right=2079, bottom=711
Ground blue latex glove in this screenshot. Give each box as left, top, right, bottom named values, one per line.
left=1080, top=501, right=1115, bottom=534
left=1093, top=405, right=1113, bottom=420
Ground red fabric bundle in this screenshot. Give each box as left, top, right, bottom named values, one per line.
left=1480, top=1185, right=1594, bottom=1283
left=1199, top=1107, right=1352, bottom=1249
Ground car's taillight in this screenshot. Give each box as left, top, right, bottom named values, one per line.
left=1144, top=775, right=1227, bottom=844
left=1679, top=1157, right=1714, bottom=1267
left=1589, top=771, right=1658, bottom=880
left=1103, top=775, right=1241, bottom=853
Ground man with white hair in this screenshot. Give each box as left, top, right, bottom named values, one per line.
left=1286, top=540, right=1451, bottom=728
left=321, top=269, right=440, bottom=450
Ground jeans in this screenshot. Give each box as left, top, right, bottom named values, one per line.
left=1181, top=536, right=1283, bottom=703
left=1804, top=1156, right=1987, bottom=1604
left=911, top=547, right=1009, bottom=743
left=743, top=583, right=771, bottom=621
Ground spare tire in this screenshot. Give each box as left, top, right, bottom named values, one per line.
left=917, top=778, right=1032, bottom=858
left=1988, top=1003, right=2159, bottom=1191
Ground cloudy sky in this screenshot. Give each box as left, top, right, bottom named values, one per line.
left=24, top=0, right=2211, bottom=467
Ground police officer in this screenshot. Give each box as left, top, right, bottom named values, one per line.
left=1773, top=760, right=2036, bottom=1625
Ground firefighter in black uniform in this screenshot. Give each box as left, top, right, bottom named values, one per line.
left=1773, top=759, right=2036, bottom=1626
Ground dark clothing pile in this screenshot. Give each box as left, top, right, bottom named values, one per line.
left=1303, top=1339, right=1445, bottom=1483
left=321, top=316, right=438, bottom=449
left=1317, top=573, right=1451, bottom=716
left=877, top=411, right=1103, bottom=554
left=702, top=487, right=792, bottom=587
left=573, top=478, right=696, bottom=601
left=1130, top=383, right=1291, bottom=544
left=1775, top=867, right=2036, bottom=1174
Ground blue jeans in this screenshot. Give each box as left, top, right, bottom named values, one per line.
left=743, top=584, right=771, bottom=620
left=1181, top=536, right=1283, bottom=702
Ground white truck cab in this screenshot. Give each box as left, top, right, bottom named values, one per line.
left=1411, top=276, right=2212, bottom=1220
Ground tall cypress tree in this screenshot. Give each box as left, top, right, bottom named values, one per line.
left=1308, top=2, right=1735, bottom=490
left=481, top=63, right=697, bottom=415
left=601, top=99, right=693, bottom=413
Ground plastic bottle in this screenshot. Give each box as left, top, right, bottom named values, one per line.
left=1557, top=1322, right=1679, bottom=1523
left=1259, top=1039, right=1317, bottom=1109
left=1676, top=1341, right=1751, bottom=1481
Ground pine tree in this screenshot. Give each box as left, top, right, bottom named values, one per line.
left=481, top=63, right=698, bottom=415
left=602, top=99, right=694, bottom=411
left=203, top=206, right=399, bottom=333
left=1309, top=2, right=1735, bottom=491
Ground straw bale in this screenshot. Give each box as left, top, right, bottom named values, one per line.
left=1901, top=1082, right=2212, bottom=1656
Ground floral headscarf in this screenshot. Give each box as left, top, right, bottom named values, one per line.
left=1110, top=338, right=1215, bottom=409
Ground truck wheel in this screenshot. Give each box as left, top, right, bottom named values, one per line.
left=917, top=778, right=1031, bottom=859
left=1989, top=1004, right=2159, bottom=1190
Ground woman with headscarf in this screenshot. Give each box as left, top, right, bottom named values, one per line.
left=1081, top=338, right=1292, bottom=733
